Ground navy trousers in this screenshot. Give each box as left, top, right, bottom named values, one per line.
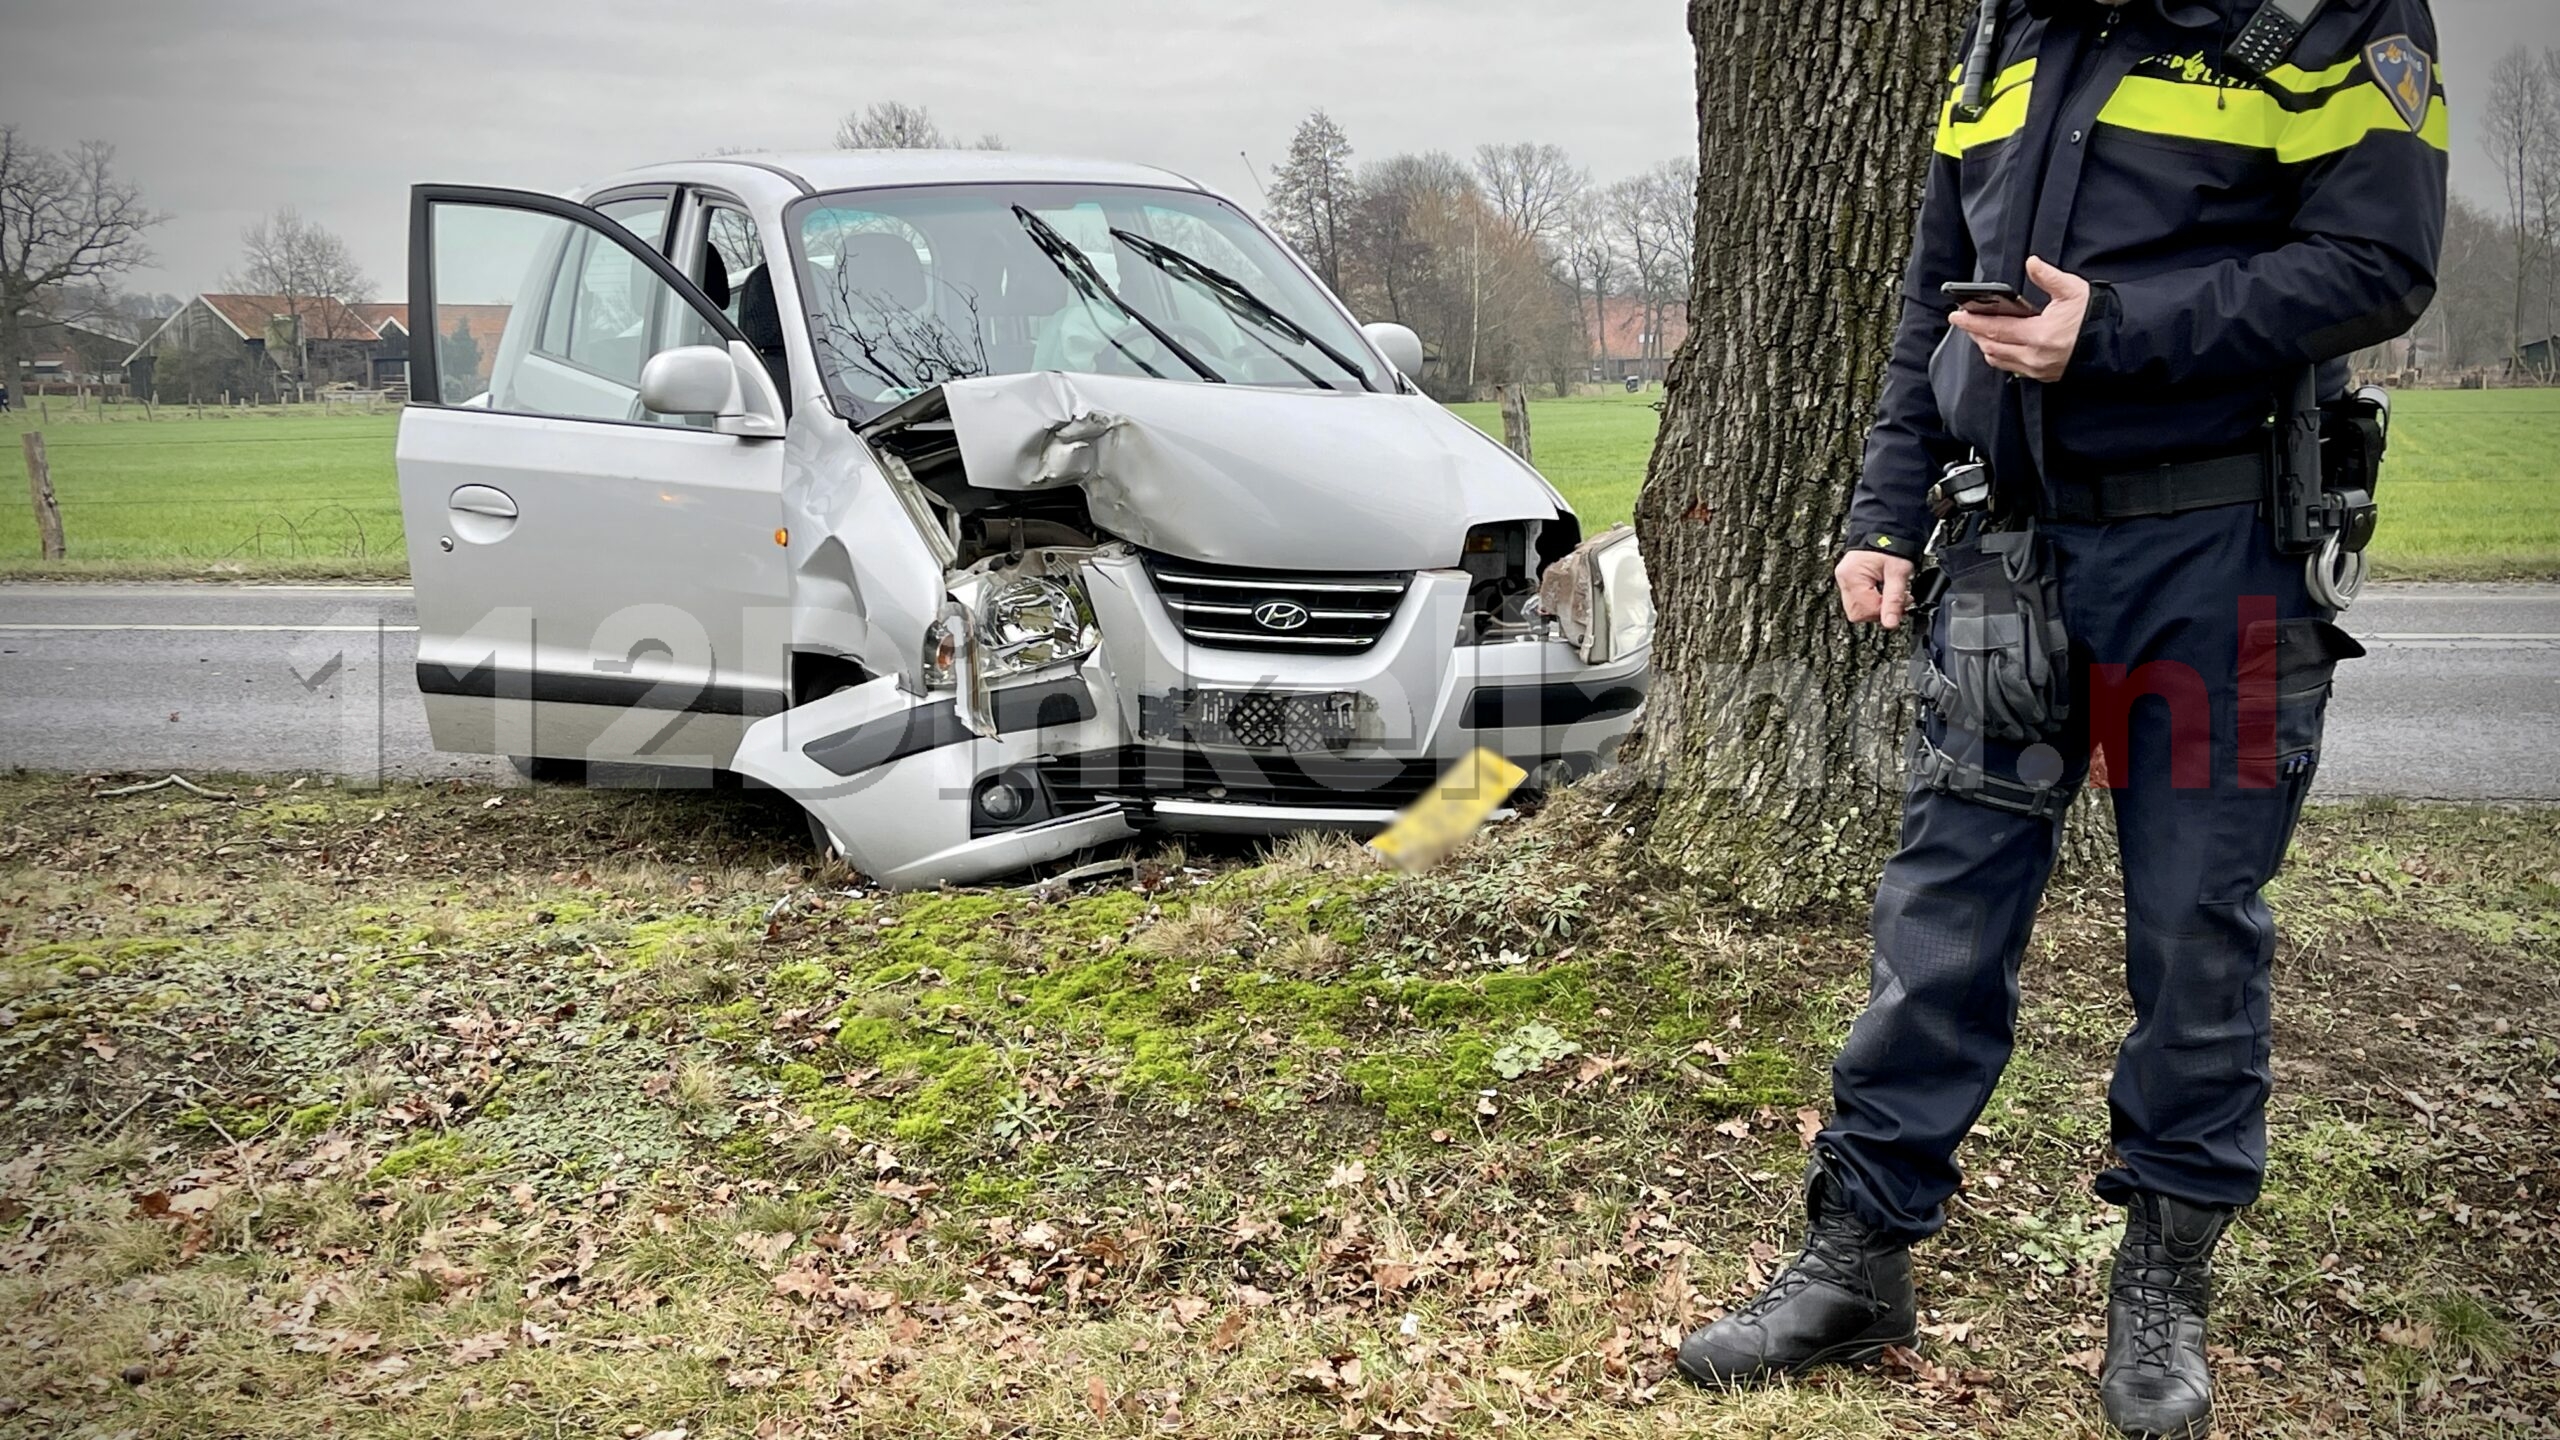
left=1818, top=501, right=2360, bottom=1243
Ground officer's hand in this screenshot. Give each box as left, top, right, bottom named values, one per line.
left=1835, top=549, right=1916, bottom=630
left=1947, top=256, right=2091, bottom=383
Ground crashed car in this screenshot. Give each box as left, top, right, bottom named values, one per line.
left=397, top=153, right=1651, bottom=886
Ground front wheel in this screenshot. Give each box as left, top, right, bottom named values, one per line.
left=509, top=755, right=587, bottom=785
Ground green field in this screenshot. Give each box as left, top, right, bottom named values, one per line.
left=3, top=387, right=2554, bottom=581
left=1451, top=387, right=2560, bottom=580
left=0, top=406, right=403, bottom=580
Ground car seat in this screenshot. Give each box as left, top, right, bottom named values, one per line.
left=734, top=264, right=789, bottom=394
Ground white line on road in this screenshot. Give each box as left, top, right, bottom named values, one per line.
left=0, top=623, right=418, bottom=633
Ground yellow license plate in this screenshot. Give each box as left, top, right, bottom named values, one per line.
left=1366, top=748, right=1528, bottom=871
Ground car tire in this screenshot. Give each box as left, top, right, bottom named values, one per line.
left=509, top=755, right=588, bottom=785
left=804, top=806, right=845, bottom=863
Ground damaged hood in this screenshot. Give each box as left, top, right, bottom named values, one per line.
left=875, top=371, right=1569, bottom=572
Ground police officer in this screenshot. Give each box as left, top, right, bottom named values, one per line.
left=1676, top=0, right=2446, bottom=1435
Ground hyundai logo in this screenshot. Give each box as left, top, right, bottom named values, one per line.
left=1251, top=599, right=1312, bottom=632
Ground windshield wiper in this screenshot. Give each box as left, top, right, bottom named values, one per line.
left=1010, top=206, right=1222, bottom=385
left=1109, top=228, right=1377, bottom=393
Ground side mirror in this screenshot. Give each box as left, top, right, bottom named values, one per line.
left=1361, top=321, right=1425, bottom=378
left=638, top=342, right=784, bottom=437
left=639, top=344, right=740, bottom=417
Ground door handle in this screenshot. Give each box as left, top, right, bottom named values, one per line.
left=446, top=484, right=519, bottom=544
left=448, top=484, right=518, bottom=519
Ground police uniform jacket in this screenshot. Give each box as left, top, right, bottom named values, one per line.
left=1846, top=0, right=2449, bottom=556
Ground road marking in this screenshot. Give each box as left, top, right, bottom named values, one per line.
left=0, top=623, right=418, bottom=633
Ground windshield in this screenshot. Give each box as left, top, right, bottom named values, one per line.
left=787, top=183, right=1389, bottom=420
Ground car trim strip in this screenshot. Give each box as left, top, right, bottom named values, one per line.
left=414, top=661, right=790, bottom=718
left=799, top=677, right=1098, bottom=778
left=1460, top=677, right=1650, bottom=730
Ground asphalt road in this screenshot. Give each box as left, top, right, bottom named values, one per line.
left=1, top=582, right=2554, bottom=800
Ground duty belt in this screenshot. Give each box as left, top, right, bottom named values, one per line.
left=2046, top=452, right=2265, bottom=524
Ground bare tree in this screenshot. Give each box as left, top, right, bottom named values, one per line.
left=1603, top=165, right=1694, bottom=373
left=2482, top=48, right=2552, bottom=363
left=1346, top=150, right=1472, bottom=325
left=1266, top=110, right=1357, bottom=291
left=230, top=206, right=373, bottom=389
left=833, top=100, right=1004, bottom=151
left=0, top=127, right=160, bottom=385
left=1618, top=0, right=1966, bottom=907
left=1472, top=141, right=1587, bottom=249
left=1561, top=190, right=1619, bottom=375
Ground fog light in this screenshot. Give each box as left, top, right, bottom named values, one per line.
left=976, top=776, right=1031, bottom=823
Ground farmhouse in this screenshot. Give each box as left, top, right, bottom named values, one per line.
left=14, top=318, right=133, bottom=389
left=1588, top=293, right=1687, bottom=385
left=349, top=302, right=511, bottom=395
left=124, top=293, right=384, bottom=402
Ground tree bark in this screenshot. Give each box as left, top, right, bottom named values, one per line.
left=1623, top=0, right=1965, bottom=911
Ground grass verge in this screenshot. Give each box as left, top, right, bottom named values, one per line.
left=0, top=777, right=2552, bottom=1436
left=6, top=387, right=2554, bottom=583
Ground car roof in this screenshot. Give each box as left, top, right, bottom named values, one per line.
left=596, top=150, right=1214, bottom=204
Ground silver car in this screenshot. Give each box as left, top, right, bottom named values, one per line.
left=398, top=152, right=1652, bottom=886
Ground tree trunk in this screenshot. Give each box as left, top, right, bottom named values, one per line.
left=1624, top=0, right=1965, bottom=911
left=1499, top=383, right=1533, bottom=461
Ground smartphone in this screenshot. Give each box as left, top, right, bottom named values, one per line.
left=1940, top=280, right=2044, bottom=318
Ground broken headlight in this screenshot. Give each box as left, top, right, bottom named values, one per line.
left=976, top=576, right=1099, bottom=678
left=1537, top=525, right=1653, bottom=664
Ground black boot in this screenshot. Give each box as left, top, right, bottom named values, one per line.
left=1677, top=1154, right=1916, bottom=1387
left=2100, top=1192, right=2233, bottom=1440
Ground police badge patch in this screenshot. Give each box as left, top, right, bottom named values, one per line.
left=2365, top=34, right=2432, bottom=133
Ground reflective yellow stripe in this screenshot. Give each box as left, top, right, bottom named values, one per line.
left=1936, top=58, right=2037, bottom=157
left=2260, top=56, right=2364, bottom=95
left=2096, top=73, right=2450, bottom=160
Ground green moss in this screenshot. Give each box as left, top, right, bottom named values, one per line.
left=777, top=1062, right=826, bottom=1097
left=1116, top=1027, right=1211, bottom=1098
left=1409, top=964, right=1590, bottom=1025
left=1347, top=1033, right=1495, bottom=1126
left=252, top=801, right=334, bottom=828
left=1039, top=888, right=1149, bottom=940
left=767, top=960, right=834, bottom=995
left=1685, top=1046, right=1810, bottom=1116
left=697, top=999, right=764, bottom=1044
left=287, top=1102, right=341, bottom=1135
left=370, top=1135, right=480, bottom=1180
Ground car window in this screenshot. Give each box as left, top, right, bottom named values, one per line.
left=595, top=194, right=671, bottom=249
left=790, top=183, right=1385, bottom=420
left=425, top=199, right=725, bottom=427
left=702, top=205, right=765, bottom=328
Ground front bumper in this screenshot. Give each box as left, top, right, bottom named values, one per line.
left=730, top=553, right=1647, bottom=888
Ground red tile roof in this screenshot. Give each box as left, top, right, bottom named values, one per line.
left=197, top=293, right=380, bottom=343
left=351, top=302, right=407, bottom=334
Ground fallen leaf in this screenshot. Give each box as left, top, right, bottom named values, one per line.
left=1795, top=1107, right=1825, bottom=1150
left=1325, top=1160, right=1367, bottom=1191
left=1085, top=1375, right=1111, bottom=1423
left=449, top=1330, right=512, bottom=1365
left=1209, top=1309, right=1250, bottom=1354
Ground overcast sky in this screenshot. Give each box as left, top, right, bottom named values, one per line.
left=4, top=0, right=2552, bottom=300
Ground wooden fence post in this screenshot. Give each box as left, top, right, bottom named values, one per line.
left=23, top=431, right=66, bottom=560
left=1498, top=383, right=1534, bottom=463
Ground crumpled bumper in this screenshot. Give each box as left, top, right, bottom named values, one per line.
left=729, top=557, right=1647, bottom=889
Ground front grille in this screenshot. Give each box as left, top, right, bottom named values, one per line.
left=1143, top=553, right=1411, bottom=653
left=1037, top=746, right=1446, bottom=811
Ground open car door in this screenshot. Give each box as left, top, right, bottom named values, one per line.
left=398, top=184, right=793, bottom=771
